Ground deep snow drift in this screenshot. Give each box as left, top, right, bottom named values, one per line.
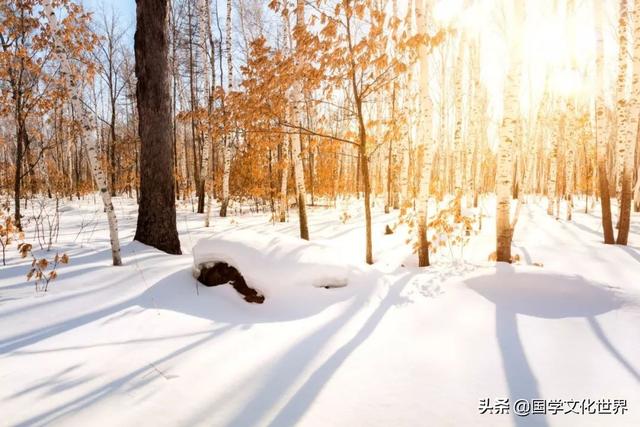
left=1, top=196, right=639, bottom=427
left=192, top=230, right=350, bottom=300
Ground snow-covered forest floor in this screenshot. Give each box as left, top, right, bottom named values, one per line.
left=1, top=196, right=639, bottom=426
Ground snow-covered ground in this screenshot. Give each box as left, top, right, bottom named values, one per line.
left=1, top=196, right=639, bottom=426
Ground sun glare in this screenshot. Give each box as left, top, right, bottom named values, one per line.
left=433, top=0, right=464, bottom=25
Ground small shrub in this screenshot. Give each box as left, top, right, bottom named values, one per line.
left=18, top=243, right=69, bottom=292
left=339, top=210, right=351, bottom=224
left=1, top=211, right=24, bottom=266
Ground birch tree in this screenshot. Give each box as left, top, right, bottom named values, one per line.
left=617, top=0, right=640, bottom=244
left=415, top=0, right=434, bottom=267
left=45, top=0, right=122, bottom=265
left=220, top=0, right=232, bottom=217
left=496, top=2, right=522, bottom=262
left=289, top=0, right=309, bottom=240
left=594, top=0, right=616, bottom=243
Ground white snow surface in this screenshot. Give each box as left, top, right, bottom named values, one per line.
left=1, top=196, right=639, bottom=427
left=192, top=230, right=350, bottom=298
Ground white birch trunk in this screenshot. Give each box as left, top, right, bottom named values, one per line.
left=415, top=0, right=434, bottom=266
left=617, top=0, right=640, bottom=242
left=496, top=60, right=519, bottom=262
left=615, top=0, right=630, bottom=201
left=198, top=0, right=214, bottom=227
left=594, top=0, right=615, bottom=243
left=466, top=45, right=481, bottom=207
left=547, top=117, right=559, bottom=216
left=279, top=138, right=289, bottom=222
left=453, top=37, right=465, bottom=210
left=627, top=1, right=640, bottom=184
left=220, top=0, right=232, bottom=217
left=45, top=1, right=122, bottom=266
left=565, top=103, right=576, bottom=221
left=290, top=0, right=309, bottom=239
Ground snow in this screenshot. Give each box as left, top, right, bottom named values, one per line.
left=192, top=230, right=350, bottom=300
left=1, top=196, right=639, bottom=426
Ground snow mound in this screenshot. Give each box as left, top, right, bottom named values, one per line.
left=192, top=230, right=350, bottom=297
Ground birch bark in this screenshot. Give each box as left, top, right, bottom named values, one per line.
left=45, top=1, right=122, bottom=266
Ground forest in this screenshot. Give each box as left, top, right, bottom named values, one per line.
left=1, top=0, right=639, bottom=426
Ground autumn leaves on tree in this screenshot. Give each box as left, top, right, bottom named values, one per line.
left=1, top=0, right=639, bottom=266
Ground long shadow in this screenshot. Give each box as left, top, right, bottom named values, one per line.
left=567, top=221, right=603, bottom=239
left=495, top=306, right=547, bottom=427
left=222, top=270, right=390, bottom=427
left=1, top=257, right=363, bottom=356
left=8, top=364, right=83, bottom=399
left=466, top=263, right=626, bottom=427
left=266, top=273, right=413, bottom=426
left=0, top=249, right=158, bottom=322
left=587, top=316, right=640, bottom=382
left=617, top=245, right=640, bottom=265
left=0, top=243, right=156, bottom=308
left=0, top=298, right=134, bottom=354
left=11, top=329, right=222, bottom=356
left=14, top=325, right=233, bottom=427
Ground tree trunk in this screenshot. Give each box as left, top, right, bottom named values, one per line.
left=133, top=0, right=181, bottom=255
left=496, top=62, right=518, bottom=262
left=453, top=36, right=465, bottom=216
left=614, top=0, right=630, bottom=211
left=415, top=0, right=433, bottom=267
left=279, top=139, right=288, bottom=222
left=290, top=0, right=309, bottom=239
left=565, top=104, right=576, bottom=221
left=617, top=1, right=640, bottom=245
left=13, top=119, right=24, bottom=231
left=385, top=86, right=396, bottom=214
left=220, top=136, right=231, bottom=216
left=46, top=0, right=123, bottom=264
left=291, top=131, right=309, bottom=239
left=219, top=0, right=233, bottom=217
left=595, top=0, right=615, bottom=244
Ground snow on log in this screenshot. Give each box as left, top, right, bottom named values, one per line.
left=192, top=230, right=349, bottom=299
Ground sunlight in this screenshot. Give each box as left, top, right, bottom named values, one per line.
left=549, top=68, right=584, bottom=98
left=433, top=0, right=464, bottom=26
left=2, top=1, right=640, bottom=425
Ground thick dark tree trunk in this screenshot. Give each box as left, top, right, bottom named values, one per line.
left=134, top=0, right=181, bottom=255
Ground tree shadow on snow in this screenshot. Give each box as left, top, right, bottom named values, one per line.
left=12, top=325, right=234, bottom=427
left=263, top=272, right=415, bottom=427
left=208, top=270, right=414, bottom=427
left=466, top=263, right=638, bottom=427
left=617, top=245, right=640, bottom=265
left=0, top=263, right=363, bottom=359
left=139, top=259, right=373, bottom=324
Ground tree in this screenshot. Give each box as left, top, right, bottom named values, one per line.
left=94, top=9, right=127, bottom=197
left=44, top=0, right=122, bottom=265
left=134, top=0, right=181, bottom=255
left=496, top=1, right=523, bottom=262
left=415, top=0, right=435, bottom=267
left=289, top=0, right=309, bottom=240
left=219, top=0, right=233, bottom=217
left=594, top=0, right=615, bottom=244
left=616, top=0, right=640, bottom=245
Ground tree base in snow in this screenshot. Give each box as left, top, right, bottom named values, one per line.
left=197, top=262, right=264, bottom=304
